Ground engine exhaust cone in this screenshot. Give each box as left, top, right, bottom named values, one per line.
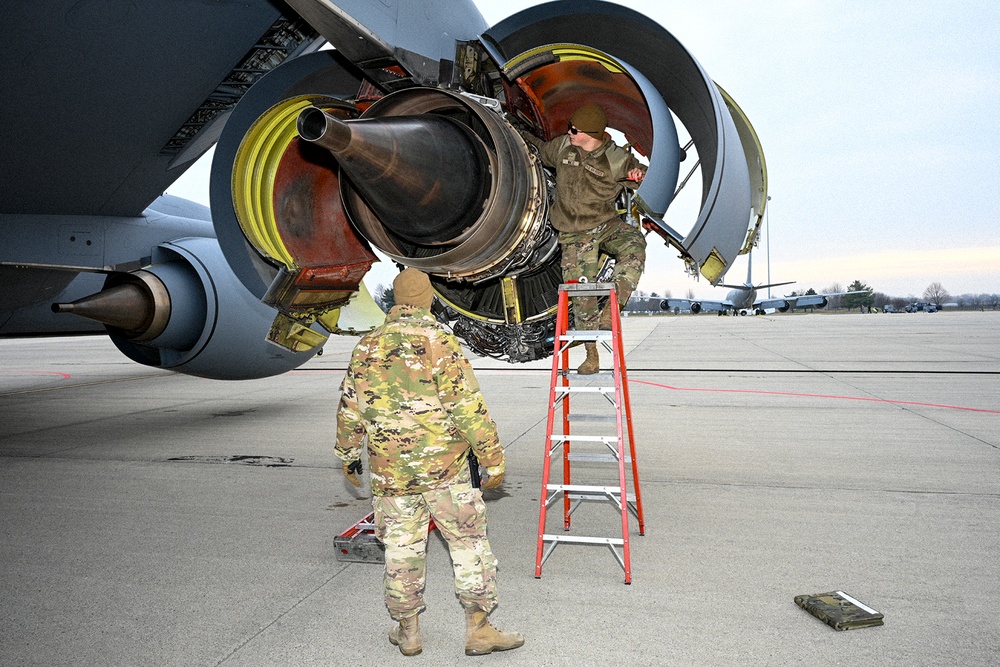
left=297, top=108, right=490, bottom=245
left=52, top=283, right=154, bottom=333
left=51, top=271, right=170, bottom=341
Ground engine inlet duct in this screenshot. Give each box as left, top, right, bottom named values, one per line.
left=296, top=88, right=549, bottom=283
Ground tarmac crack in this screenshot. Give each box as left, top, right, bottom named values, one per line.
left=900, top=411, right=1000, bottom=451
left=828, top=376, right=1000, bottom=451
left=213, top=566, right=354, bottom=666
left=502, top=407, right=548, bottom=454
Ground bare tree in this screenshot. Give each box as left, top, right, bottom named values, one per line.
left=923, top=282, right=950, bottom=306
left=956, top=293, right=977, bottom=309
left=822, top=283, right=843, bottom=310
left=890, top=295, right=909, bottom=311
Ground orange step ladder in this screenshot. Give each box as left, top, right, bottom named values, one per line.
left=535, top=282, right=645, bottom=584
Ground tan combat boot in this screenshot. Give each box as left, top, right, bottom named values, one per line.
left=389, top=614, right=422, bottom=656
left=464, top=607, right=524, bottom=656
left=577, top=342, right=600, bottom=375
left=598, top=306, right=613, bottom=330
left=600, top=289, right=631, bottom=330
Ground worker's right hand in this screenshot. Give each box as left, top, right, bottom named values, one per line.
left=343, top=460, right=362, bottom=488
left=482, top=465, right=504, bottom=490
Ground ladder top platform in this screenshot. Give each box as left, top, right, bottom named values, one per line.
left=559, top=282, right=616, bottom=297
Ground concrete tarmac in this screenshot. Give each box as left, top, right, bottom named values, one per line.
left=2, top=311, right=998, bottom=665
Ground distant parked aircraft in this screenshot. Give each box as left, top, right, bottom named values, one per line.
left=660, top=254, right=865, bottom=315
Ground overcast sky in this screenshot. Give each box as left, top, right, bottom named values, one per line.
left=169, top=0, right=1000, bottom=300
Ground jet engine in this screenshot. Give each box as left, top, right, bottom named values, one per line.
left=208, top=1, right=766, bottom=362
left=292, top=88, right=561, bottom=360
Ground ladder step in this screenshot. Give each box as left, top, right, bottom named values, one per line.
left=542, top=534, right=624, bottom=546
left=546, top=484, right=625, bottom=494
left=566, top=492, right=638, bottom=503
left=555, top=386, right=616, bottom=394
left=550, top=435, right=619, bottom=443
left=559, top=282, right=616, bottom=297
left=567, top=414, right=617, bottom=423
left=546, top=485, right=637, bottom=502
left=567, top=453, right=629, bottom=463
left=563, top=329, right=612, bottom=341
left=559, top=371, right=615, bottom=381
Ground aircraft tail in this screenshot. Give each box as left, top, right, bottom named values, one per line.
left=719, top=251, right=756, bottom=290
left=720, top=251, right=794, bottom=291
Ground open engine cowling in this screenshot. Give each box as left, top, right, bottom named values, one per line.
left=210, top=2, right=764, bottom=362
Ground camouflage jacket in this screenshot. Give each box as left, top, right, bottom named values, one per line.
left=523, top=132, right=645, bottom=233
left=335, top=305, right=504, bottom=496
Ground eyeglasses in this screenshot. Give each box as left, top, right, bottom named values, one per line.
left=567, top=124, right=597, bottom=136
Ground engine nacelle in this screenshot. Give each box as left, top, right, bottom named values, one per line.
left=54, top=238, right=317, bottom=380
left=690, top=302, right=702, bottom=314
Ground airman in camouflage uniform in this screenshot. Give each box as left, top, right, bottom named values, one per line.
left=522, top=103, right=647, bottom=373
left=335, top=268, right=523, bottom=657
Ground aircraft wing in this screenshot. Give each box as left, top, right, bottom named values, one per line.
left=756, top=290, right=870, bottom=312
left=660, top=298, right=732, bottom=314
left=2, top=3, right=326, bottom=218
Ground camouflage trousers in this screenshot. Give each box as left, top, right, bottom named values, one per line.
left=559, top=218, right=646, bottom=329
left=372, top=465, right=498, bottom=620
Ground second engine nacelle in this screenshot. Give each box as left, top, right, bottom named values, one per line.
left=53, top=238, right=317, bottom=380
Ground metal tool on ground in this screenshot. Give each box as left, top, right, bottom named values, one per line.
left=334, top=512, right=440, bottom=564
left=535, top=282, right=645, bottom=583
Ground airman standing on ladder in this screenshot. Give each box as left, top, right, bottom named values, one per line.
left=335, top=268, right=524, bottom=657
left=521, top=103, right=647, bottom=374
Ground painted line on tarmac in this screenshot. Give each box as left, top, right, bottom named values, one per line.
left=0, top=372, right=172, bottom=397
left=632, top=379, right=1000, bottom=415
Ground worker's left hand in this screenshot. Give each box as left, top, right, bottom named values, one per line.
left=343, top=460, right=362, bottom=487
left=627, top=167, right=645, bottom=183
